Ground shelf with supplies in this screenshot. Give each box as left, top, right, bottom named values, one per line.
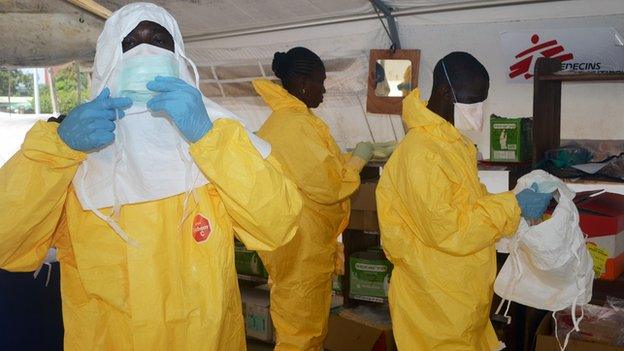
left=532, top=58, right=624, bottom=166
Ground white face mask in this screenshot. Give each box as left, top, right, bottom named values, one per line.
left=454, top=101, right=484, bottom=131
left=442, top=61, right=486, bottom=132
left=114, top=44, right=180, bottom=104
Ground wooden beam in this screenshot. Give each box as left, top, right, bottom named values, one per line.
left=66, top=0, right=112, bottom=20
left=538, top=72, right=624, bottom=82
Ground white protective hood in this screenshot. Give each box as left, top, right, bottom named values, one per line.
left=91, top=2, right=270, bottom=157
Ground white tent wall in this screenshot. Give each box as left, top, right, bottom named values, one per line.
left=187, top=0, right=624, bottom=157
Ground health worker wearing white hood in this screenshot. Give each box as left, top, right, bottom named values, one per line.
left=0, top=3, right=303, bottom=350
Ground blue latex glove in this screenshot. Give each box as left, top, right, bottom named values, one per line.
left=515, top=183, right=554, bottom=220
left=58, top=88, right=132, bottom=151
left=146, top=76, right=213, bottom=143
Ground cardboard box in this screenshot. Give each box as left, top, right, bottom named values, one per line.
left=578, top=192, right=624, bottom=280
left=235, top=241, right=268, bottom=278
left=349, top=182, right=379, bottom=231
left=490, top=115, right=533, bottom=162
left=351, top=182, right=378, bottom=211
left=240, top=285, right=273, bottom=342
left=535, top=312, right=624, bottom=351
left=324, top=314, right=396, bottom=351
left=349, top=251, right=392, bottom=300
left=349, top=210, right=380, bottom=232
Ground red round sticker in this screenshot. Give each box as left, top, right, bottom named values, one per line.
left=192, top=214, right=212, bottom=243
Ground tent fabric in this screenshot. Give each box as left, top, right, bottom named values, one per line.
left=189, top=27, right=404, bottom=150
left=0, top=0, right=511, bottom=66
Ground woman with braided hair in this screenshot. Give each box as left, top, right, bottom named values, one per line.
left=253, top=47, right=373, bottom=351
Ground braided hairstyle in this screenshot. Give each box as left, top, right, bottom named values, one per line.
left=271, top=47, right=326, bottom=108
left=272, top=47, right=324, bottom=82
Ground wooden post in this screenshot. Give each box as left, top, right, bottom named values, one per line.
left=75, top=62, right=82, bottom=106
left=532, top=58, right=562, bottom=165
left=47, top=67, right=59, bottom=115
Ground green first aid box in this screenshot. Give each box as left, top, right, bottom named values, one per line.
left=349, top=250, right=392, bottom=301
left=234, top=241, right=268, bottom=278
left=490, top=115, right=533, bottom=162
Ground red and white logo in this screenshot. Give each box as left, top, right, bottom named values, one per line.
left=192, top=214, right=212, bottom=243
left=509, top=34, right=574, bottom=80
left=501, top=28, right=624, bottom=83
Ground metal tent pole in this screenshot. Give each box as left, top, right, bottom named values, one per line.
left=184, top=0, right=566, bottom=43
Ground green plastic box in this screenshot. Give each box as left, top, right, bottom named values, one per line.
left=490, top=115, right=533, bottom=162
left=349, top=250, right=392, bottom=300
left=234, top=241, right=268, bottom=278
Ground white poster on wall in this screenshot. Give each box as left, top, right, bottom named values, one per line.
left=500, top=27, right=624, bottom=83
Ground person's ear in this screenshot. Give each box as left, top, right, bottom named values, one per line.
left=440, top=84, right=454, bottom=103
left=296, top=76, right=308, bottom=95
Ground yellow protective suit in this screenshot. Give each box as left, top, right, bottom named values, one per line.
left=0, top=119, right=302, bottom=350
left=376, top=89, right=521, bottom=351
left=253, top=79, right=364, bottom=351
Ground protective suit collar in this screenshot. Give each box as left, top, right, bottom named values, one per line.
left=402, top=89, right=462, bottom=142
left=253, top=79, right=308, bottom=112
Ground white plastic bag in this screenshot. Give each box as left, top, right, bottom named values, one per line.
left=494, top=170, right=594, bottom=349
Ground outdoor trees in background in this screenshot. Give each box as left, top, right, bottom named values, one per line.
left=0, top=69, right=34, bottom=97
left=39, top=65, right=90, bottom=114
left=0, top=65, right=89, bottom=115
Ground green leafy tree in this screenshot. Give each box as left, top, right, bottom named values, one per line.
left=0, top=69, right=34, bottom=97
left=38, top=65, right=90, bottom=114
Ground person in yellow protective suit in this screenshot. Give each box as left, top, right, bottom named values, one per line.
left=377, top=52, right=551, bottom=350
left=253, top=47, right=374, bottom=351
left=0, top=3, right=302, bottom=350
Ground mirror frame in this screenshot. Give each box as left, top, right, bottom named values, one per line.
left=366, top=49, right=420, bottom=115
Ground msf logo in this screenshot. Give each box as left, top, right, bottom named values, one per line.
left=509, top=34, right=574, bottom=79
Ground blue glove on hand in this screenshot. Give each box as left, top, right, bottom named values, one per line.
left=515, top=183, right=554, bottom=220
left=58, top=88, right=132, bottom=151
left=146, top=76, right=213, bottom=143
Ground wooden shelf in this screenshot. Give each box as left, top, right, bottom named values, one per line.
left=349, top=295, right=387, bottom=304
left=237, top=274, right=267, bottom=283
left=538, top=72, right=624, bottom=82
left=531, top=58, right=624, bottom=166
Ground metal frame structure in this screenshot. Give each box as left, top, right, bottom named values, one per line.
left=371, top=0, right=401, bottom=50
left=184, top=0, right=567, bottom=42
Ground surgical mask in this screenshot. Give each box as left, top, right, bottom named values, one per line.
left=442, top=61, right=485, bottom=132
left=114, top=43, right=179, bottom=105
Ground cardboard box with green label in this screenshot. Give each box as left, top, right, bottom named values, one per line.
left=490, top=115, right=533, bottom=162
left=349, top=248, right=393, bottom=301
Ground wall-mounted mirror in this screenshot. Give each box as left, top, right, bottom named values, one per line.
left=367, top=49, right=420, bottom=115
left=374, top=59, right=412, bottom=97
